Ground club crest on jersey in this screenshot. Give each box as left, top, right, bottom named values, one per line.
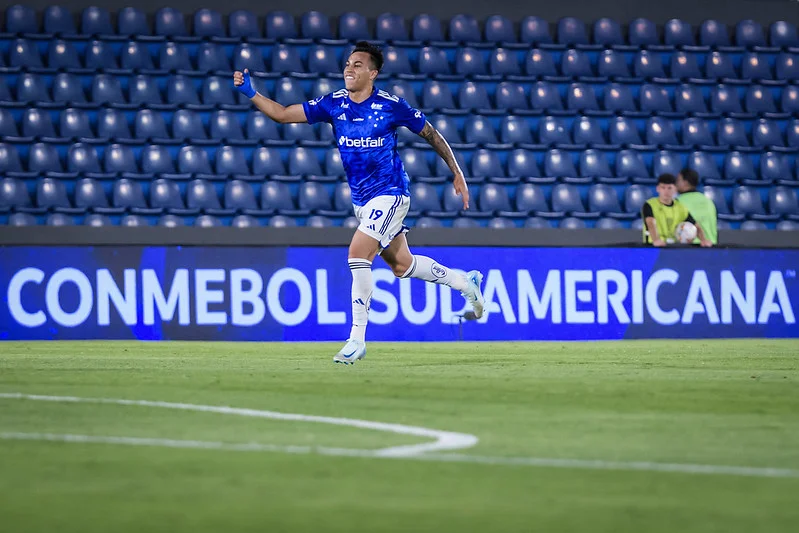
left=370, top=103, right=384, bottom=110
left=338, top=135, right=385, bottom=148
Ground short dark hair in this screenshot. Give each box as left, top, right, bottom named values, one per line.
left=351, top=41, right=384, bottom=71
left=679, top=168, right=699, bottom=188
left=657, top=173, right=676, bottom=185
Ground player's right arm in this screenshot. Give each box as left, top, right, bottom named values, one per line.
left=642, top=203, right=665, bottom=247
left=233, top=69, right=307, bottom=124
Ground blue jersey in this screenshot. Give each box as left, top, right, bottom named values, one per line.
left=302, top=87, right=427, bottom=206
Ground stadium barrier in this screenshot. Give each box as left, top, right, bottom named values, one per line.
left=1, top=228, right=797, bottom=341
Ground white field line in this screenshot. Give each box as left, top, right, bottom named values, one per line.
left=0, top=392, right=477, bottom=456
left=2, top=393, right=798, bottom=480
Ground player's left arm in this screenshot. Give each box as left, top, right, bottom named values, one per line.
left=418, top=122, right=470, bottom=210
left=686, top=213, right=713, bottom=248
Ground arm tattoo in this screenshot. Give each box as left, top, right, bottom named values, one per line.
left=419, top=122, right=461, bottom=175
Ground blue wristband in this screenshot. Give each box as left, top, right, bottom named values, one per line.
left=236, top=71, right=256, bottom=99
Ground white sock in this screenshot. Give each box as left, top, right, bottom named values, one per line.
left=348, top=258, right=372, bottom=343
left=402, top=255, right=467, bottom=291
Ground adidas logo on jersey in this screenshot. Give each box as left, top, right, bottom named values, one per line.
left=338, top=135, right=385, bottom=148
left=336, top=113, right=346, bottom=120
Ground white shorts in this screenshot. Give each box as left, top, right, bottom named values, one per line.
left=353, top=194, right=411, bottom=251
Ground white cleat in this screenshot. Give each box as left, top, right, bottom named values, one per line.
left=461, top=270, right=485, bottom=319
left=333, top=339, right=366, bottom=365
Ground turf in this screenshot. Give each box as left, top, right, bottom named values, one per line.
left=1, top=340, right=798, bottom=533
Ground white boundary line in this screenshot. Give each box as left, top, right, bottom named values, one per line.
left=2, top=393, right=798, bottom=479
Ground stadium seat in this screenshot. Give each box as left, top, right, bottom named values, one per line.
left=732, top=186, right=767, bottom=215
left=178, top=146, right=212, bottom=174
left=567, top=83, right=599, bottom=111
left=769, top=186, right=799, bottom=216
left=155, top=8, right=187, bottom=37
left=266, top=11, right=297, bottom=40
left=702, top=186, right=730, bottom=214
left=1, top=177, right=33, bottom=209
left=17, top=74, right=50, bottom=103
left=711, top=85, right=744, bottom=114
left=776, top=220, right=799, bottom=231
left=160, top=42, right=192, bottom=71
left=135, top=110, right=170, bottom=140
left=526, top=49, right=558, bottom=78
left=22, top=109, right=57, bottom=139
left=283, top=122, right=316, bottom=143
left=671, top=52, right=703, bottom=80
left=652, top=150, right=683, bottom=178
left=67, top=143, right=101, bottom=173
left=7, top=213, right=37, bottom=226
left=269, top=215, right=298, bottom=227
left=401, top=149, right=431, bottom=177
left=231, top=215, right=259, bottom=227
left=186, top=179, right=222, bottom=211
left=525, top=217, right=550, bottom=228
left=53, top=73, right=87, bottom=104
left=741, top=53, right=772, bottom=80
left=289, top=147, right=323, bottom=175
left=324, top=149, right=345, bottom=176
left=700, top=20, right=731, bottom=48
left=376, top=13, right=408, bottom=42
left=0, top=144, right=25, bottom=174
left=273, top=78, right=307, bottom=106
left=409, top=183, right=442, bottom=212
left=580, top=150, right=613, bottom=178
left=412, top=14, right=444, bottom=42
left=597, top=50, right=632, bottom=78
left=194, top=9, right=224, bottom=38
left=418, top=47, right=451, bottom=75
left=771, top=21, right=799, bottom=48
left=557, top=17, right=588, bottom=46
left=253, top=147, right=287, bottom=175
left=6, top=5, right=38, bottom=34
left=229, top=10, right=260, bottom=39
left=196, top=43, right=230, bottom=73
left=298, top=182, right=332, bottom=211
left=640, top=84, right=673, bottom=113
left=508, top=149, right=542, bottom=178
left=92, top=75, right=126, bottom=104
left=261, top=181, right=296, bottom=211
left=616, top=150, right=649, bottom=179
left=120, top=42, right=155, bottom=70
left=740, top=220, right=767, bottom=230
left=37, top=178, right=72, bottom=209
left=521, top=16, right=552, bottom=45
left=593, top=18, right=624, bottom=47
left=457, top=82, right=491, bottom=110
left=776, top=54, right=799, bottom=82
left=422, top=81, right=455, bottom=109
left=675, top=84, right=708, bottom=114
left=105, top=144, right=139, bottom=174
left=736, top=20, right=767, bottom=48
left=486, top=15, right=516, bottom=43
left=10, top=38, right=43, bottom=69
left=495, top=82, right=528, bottom=110
left=47, top=213, right=75, bottom=226
left=682, top=117, right=715, bottom=147
left=216, top=146, right=249, bottom=175
left=724, top=152, right=756, bottom=181
left=75, top=178, right=110, bottom=210
left=233, top=44, right=267, bottom=72
left=456, top=48, right=487, bottom=75
left=118, top=7, right=150, bottom=37
left=150, top=179, right=185, bottom=210
left=718, top=118, right=748, bottom=147
left=0, top=110, right=19, bottom=137
left=141, top=145, right=176, bottom=174
left=625, top=184, right=653, bottom=213
left=588, top=184, right=622, bottom=213
left=339, top=12, right=369, bottom=41
left=272, top=44, right=304, bottom=74
left=465, top=116, right=498, bottom=144
left=629, top=18, right=659, bottom=47
left=562, top=49, right=594, bottom=78
left=48, top=40, right=81, bottom=70
left=97, top=109, right=133, bottom=140
left=746, top=85, right=777, bottom=114
left=539, top=117, right=572, bottom=146
left=224, top=180, right=258, bottom=211
left=171, top=110, right=205, bottom=141
left=706, top=52, right=739, bottom=82
left=450, top=14, right=481, bottom=43
left=753, top=119, right=784, bottom=147
left=664, top=19, right=695, bottom=47
left=574, top=117, right=607, bottom=146
left=560, top=217, right=586, bottom=229
left=471, top=150, right=504, bottom=177
left=689, top=151, right=722, bottom=179
left=334, top=183, right=352, bottom=212
left=129, top=75, right=163, bottom=105
left=646, top=117, right=679, bottom=146
left=545, top=149, right=578, bottom=178
left=531, top=82, right=564, bottom=111
left=596, top=217, right=623, bottom=229
left=604, top=84, right=637, bottom=113
left=85, top=40, right=118, bottom=69
left=489, top=48, right=521, bottom=76
left=609, top=117, right=644, bottom=146
left=210, top=110, right=244, bottom=141
left=500, top=116, right=535, bottom=145
left=515, top=183, right=549, bottom=212
left=29, top=143, right=63, bottom=173
left=634, top=50, right=666, bottom=79
left=761, top=152, right=792, bottom=182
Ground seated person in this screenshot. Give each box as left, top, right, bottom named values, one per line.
left=642, top=174, right=713, bottom=247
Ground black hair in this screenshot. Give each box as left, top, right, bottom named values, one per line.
left=679, top=168, right=699, bottom=189
left=657, top=173, right=677, bottom=185
left=351, top=41, right=384, bottom=72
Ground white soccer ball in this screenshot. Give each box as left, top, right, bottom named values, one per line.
left=675, top=221, right=697, bottom=243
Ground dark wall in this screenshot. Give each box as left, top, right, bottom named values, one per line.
left=2, top=0, right=797, bottom=26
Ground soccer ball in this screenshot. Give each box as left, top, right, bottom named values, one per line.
left=675, top=221, right=697, bottom=243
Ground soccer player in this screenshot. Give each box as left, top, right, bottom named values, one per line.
left=676, top=168, right=718, bottom=245
left=234, top=41, right=485, bottom=364
left=642, top=174, right=713, bottom=248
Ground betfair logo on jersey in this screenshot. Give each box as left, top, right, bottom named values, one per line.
left=338, top=135, right=385, bottom=148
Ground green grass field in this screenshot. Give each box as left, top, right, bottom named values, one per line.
left=1, top=340, right=798, bottom=533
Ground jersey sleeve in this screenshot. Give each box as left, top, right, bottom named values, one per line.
left=392, top=98, right=427, bottom=134
left=302, top=93, right=334, bottom=125
left=642, top=203, right=654, bottom=218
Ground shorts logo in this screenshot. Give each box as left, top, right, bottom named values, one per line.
left=431, top=264, right=447, bottom=278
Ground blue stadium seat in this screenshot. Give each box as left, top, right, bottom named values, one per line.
left=412, top=14, right=444, bottom=42
left=552, top=183, right=585, bottom=212
left=155, top=8, right=187, bottom=37
left=307, top=45, right=340, bottom=75
left=53, top=73, right=87, bottom=104
left=562, top=49, right=594, bottom=78
left=545, top=149, right=578, bottom=178
left=272, top=44, right=304, bottom=74
left=48, top=40, right=81, bottom=70
left=129, top=75, right=163, bottom=105
left=500, top=116, right=534, bottom=145
left=683, top=117, right=715, bottom=147
left=422, top=81, right=455, bottom=109
left=702, top=186, right=730, bottom=214
left=471, top=150, right=504, bottom=178
left=376, top=13, right=408, bottom=42
left=525, top=217, right=551, bottom=228
left=178, top=146, right=212, bottom=174
left=141, top=145, right=176, bottom=174
left=488, top=216, right=516, bottom=229
left=0, top=110, right=18, bottom=137
left=450, top=14, right=481, bottom=43
left=675, top=84, right=708, bottom=114
left=229, top=10, right=260, bottom=39
left=274, top=77, right=307, bottom=105
left=283, top=122, right=316, bottom=143
left=150, top=178, right=185, bottom=210
left=597, top=50, right=631, bottom=78
left=186, top=179, right=222, bottom=211
left=160, top=42, right=192, bottom=71
left=705, top=51, right=737, bottom=80
left=557, top=17, right=588, bottom=46
left=416, top=217, right=443, bottom=228
left=385, top=80, right=418, bottom=107
left=593, top=18, right=624, bottom=47
left=616, top=149, right=649, bottom=179
left=490, top=49, right=521, bottom=76
left=515, top=183, right=549, bottom=212
left=567, top=83, right=599, bottom=111
left=9, top=38, right=43, bottom=68
left=725, top=151, right=756, bottom=181
left=531, top=82, right=563, bottom=111
left=324, top=148, right=345, bottom=175
left=216, top=146, right=249, bottom=175
left=47, top=213, right=75, bottom=226
left=539, top=116, right=571, bottom=145
left=401, top=149, right=431, bottom=178
left=465, top=116, right=498, bottom=144
left=596, top=217, right=623, bottom=229
left=458, top=82, right=491, bottom=109
left=574, top=117, right=606, bottom=145
left=113, top=179, right=148, bottom=210
left=652, top=150, right=683, bottom=178
left=17, top=73, right=50, bottom=104
left=664, top=19, right=695, bottom=47
left=75, top=178, right=110, bottom=210
left=92, top=74, right=126, bottom=104
left=760, top=152, right=791, bottom=182
left=118, top=7, right=150, bottom=36
left=22, top=109, right=57, bottom=138
left=741, top=53, right=772, bottom=80
left=224, top=180, right=258, bottom=211
left=753, top=119, right=784, bottom=147
left=588, top=184, right=622, bottom=213
left=37, top=178, right=71, bottom=209
left=609, top=117, right=643, bottom=145
left=67, top=143, right=101, bottom=173
left=261, top=181, right=296, bottom=211
left=202, top=76, right=237, bottom=106
left=646, top=117, right=679, bottom=146
left=495, top=81, right=528, bottom=110
left=194, top=9, right=225, bottom=38
left=409, top=183, right=442, bottom=212
left=771, top=21, right=799, bottom=48
left=604, top=84, right=637, bottom=113
left=736, top=20, right=766, bottom=48
left=746, top=85, right=777, bottom=114
left=625, top=184, right=654, bottom=213
left=486, top=15, right=516, bottom=43
left=339, top=12, right=369, bottom=41
left=166, top=76, right=199, bottom=106
left=526, top=49, right=558, bottom=78
left=580, top=150, right=613, bottom=178
left=381, top=47, right=412, bottom=76
left=6, top=5, right=38, bottom=34
left=97, top=109, right=132, bottom=140
left=740, top=220, right=768, bottom=230
left=1, top=177, right=32, bottom=209
left=711, top=85, right=743, bottom=114
left=210, top=110, right=244, bottom=141
left=298, top=182, right=332, bottom=211
left=269, top=215, right=298, bottom=227
left=197, top=43, right=231, bottom=72
left=769, top=186, right=799, bottom=216
left=0, top=144, right=25, bottom=174
left=253, top=147, right=287, bottom=175
left=521, top=16, right=552, bottom=45
left=135, top=109, right=170, bottom=139
left=418, top=47, right=451, bottom=75
left=634, top=50, right=666, bottom=79
left=775, top=53, right=799, bottom=81
left=120, top=41, right=154, bottom=70
left=640, top=84, right=673, bottom=113
left=158, top=215, right=185, bottom=227
left=456, top=47, right=487, bottom=75
left=782, top=86, right=799, bottom=114
left=733, top=185, right=767, bottom=216
left=231, top=215, right=259, bottom=227
left=194, top=215, right=222, bottom=227
left=233, top=44, right=266, bottom=72
left=305, top=215, right=332, bottom=227
left=82, top=7, right=113, bottom=36
left=700, top=20, right=731, bottom=47
left=629, top=18, right=659, bottom=47
left=104, top=144, right=138, bottom=174
left=688, top=151, right=722, bottom=179
left=84, top=40, right=118, bottom=69
left=172, top=110, right=206, bottom=140
left=508, top=149, right=542, bottom=178
left=334, top=182, right=352, bottom=211
left=670, top=52, right=703, bottom=80
left=288, top=147, right=323, bottom=175
left=776, top=220, right=799, bottom=230
left=267, top=11, right=297, bottom=40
